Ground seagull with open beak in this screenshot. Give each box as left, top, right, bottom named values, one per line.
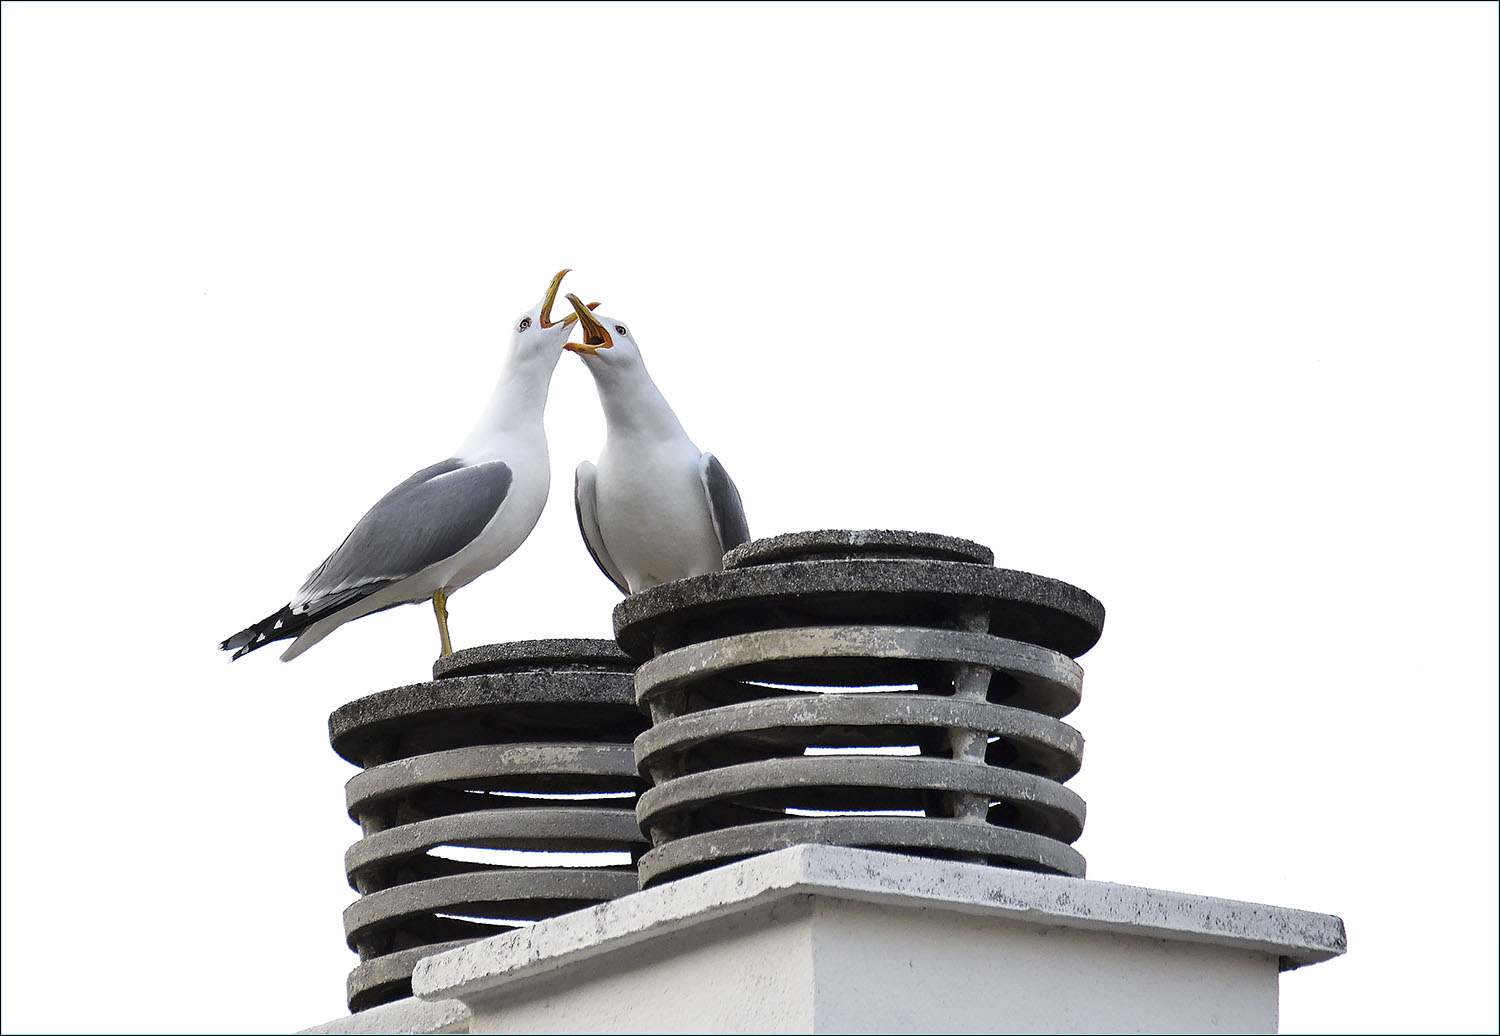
left=564, top=293, right=750, bottom=594
left=221, top=270, right=584, bottom=660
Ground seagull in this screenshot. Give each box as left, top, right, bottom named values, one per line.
left=565, top=293, right=749, bottom=594
left=220, top=269, right=582, bottom=661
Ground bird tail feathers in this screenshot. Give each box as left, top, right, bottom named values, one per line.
left=219, top=605, right=313, bottom=661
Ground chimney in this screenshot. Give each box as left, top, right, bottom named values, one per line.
left=327, top=639, right=648, bottom=1013
left=304, top=530, right=1345, bottom=1035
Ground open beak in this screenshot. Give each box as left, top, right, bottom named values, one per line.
left=563, top=294, right=612, bottom=354
left=539, top=269, right=570, bottom=328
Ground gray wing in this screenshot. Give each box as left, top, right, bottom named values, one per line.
left=291, top=458, right=513, bottom=614
left=699, top=453, right=750, bottom=555
left=574, top=461, right=630, bottom=594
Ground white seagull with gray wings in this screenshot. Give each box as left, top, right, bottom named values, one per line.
left=565, top=294, right=750, bottom=593
left=220, top=270, right=581, bottom=661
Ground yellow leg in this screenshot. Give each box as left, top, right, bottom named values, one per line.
left=433, top=588, right=453, bottom=657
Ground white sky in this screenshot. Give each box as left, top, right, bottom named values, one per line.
left=2, top=3, right=1495, bottom=1033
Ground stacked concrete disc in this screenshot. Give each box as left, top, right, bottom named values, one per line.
left=615, top=531, right=1105, bottom=890
left=329, top=639, right=649, bottom=1012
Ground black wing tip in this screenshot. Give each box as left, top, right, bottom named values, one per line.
left=219, top=605, right=302, bottom=660
left=219, top=627, right=268, bottom=661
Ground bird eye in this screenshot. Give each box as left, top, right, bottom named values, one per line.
left=614, top=325, right=627, bottom=336
left=518, top=317, right=532, bottom=332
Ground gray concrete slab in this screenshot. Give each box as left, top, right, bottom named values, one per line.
left=299, top=995, right=468, bottom=1035
left=432, top=638, right=631, bottom=680
left=413, top=844, right=1346, bottom=1009
left=612, top=558, right=1106, bottom=660
left=724, top=529, right=995, bottom=568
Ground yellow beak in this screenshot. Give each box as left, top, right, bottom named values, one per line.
left=563, top=294, right=612, bottom=353
left=539, top=269, right=570, bottom=328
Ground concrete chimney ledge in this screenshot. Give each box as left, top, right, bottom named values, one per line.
left=384, top=844, right=1344, bottom=1034
left=300, top=996, right=469, bottom=1035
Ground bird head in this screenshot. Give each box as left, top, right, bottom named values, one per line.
left=511, top=269, right=586, bottom=359
left=563, top=293, right=642, bottom=371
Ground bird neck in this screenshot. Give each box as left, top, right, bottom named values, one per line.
left=457, top=346, right=560, bottom=460
left=595, top=363, right=689, bottom=443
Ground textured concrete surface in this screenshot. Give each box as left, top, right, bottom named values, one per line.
left=299, top=995, right=468, bottom=1035
left=636, top=755, right=1085, bottom=844
left=724, top=528, right=995, bottom=568
left=329, top=669, right=641, bottom=766
left=438, top=896, right=1282, bottom=1034
left=463, top=901, right=820, bottom=1034
left=612, top=557, right=1106, bottom=660
left=345, top=743, right=638, bottom=818
left=634, top=624, right=1085, bottom=716
left=628, top=620, right=1092, bottom=884
left=413, top=845, right=1346, bottom=1010
left=432, top=638, right=631, bottom=680
left=634, top=692, right=1084, bottom=782
left=634, top=816, right=1087, bottom=887
left=331, top=639, right=648, bottom=1012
